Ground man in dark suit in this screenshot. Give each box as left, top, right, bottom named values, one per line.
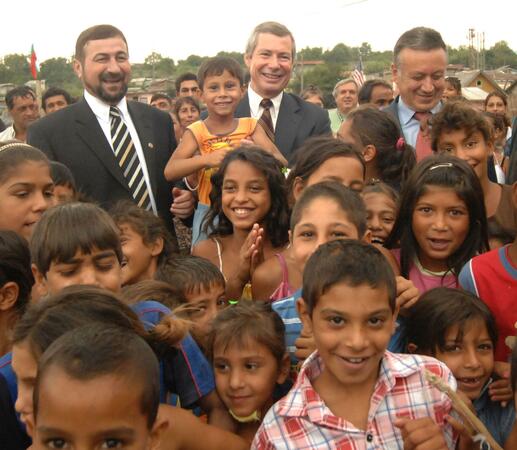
left=384, top=27, right=447, bottom=162
left=28, top=24, right=194, bottom=236
left=236, top=21, right=331, bottom=165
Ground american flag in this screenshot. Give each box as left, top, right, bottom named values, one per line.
left=352, top=58, right=365, bottom=87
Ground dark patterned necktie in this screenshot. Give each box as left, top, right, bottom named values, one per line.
left=109, top=106, right=152, bottom=210
left=258, top=98, right=275, bottom=142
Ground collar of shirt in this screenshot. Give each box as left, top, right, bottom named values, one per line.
left=398, top=96, right=442, bottom=126
left=277, top=350, right=425, bottom=426
left=83, top=89, right=129, bottom=125
left=247, top=85, right=283, bottom=128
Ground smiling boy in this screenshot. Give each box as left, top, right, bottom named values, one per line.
left=253, top=240, right=457, bottom=449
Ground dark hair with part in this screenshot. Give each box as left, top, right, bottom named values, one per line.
left=300, top=85, right=324, bottom=105
left=483, top=111, right=510, bottom=131
left=286, top=136, right=365, bottom=204
left=75, top=24, right=127, bottom=62
left=155, top=255, right=225, bottom=301
left=30, top=202, right=123, bottom=275
left=174, top=96, right=201, bottom=117
left=245, top=21, right=295, bottom=60
left=358, top=79, right=393, bottom=104
left=0, top=142, right=50, bottom=185
left=384, top=154, right=489, bottom=278
left=5, top=86, right=36, bottom=110
left=207, top=301, right=286, bottom=365
left=484, top=91, right=508, bottom=110
left=362, top=179, right=399, bottom=205
left=393, top=27, right=446, bottom=67
left=303, top=239, right=396, bottom=314
left=110, top=200, right=178, bottom=266
left=197, top=56, right=244, bottom=90
left=42, top=87, right=73, bottom=111
left=175, top=72, right=198, bottom=93
left=204, top=147, right=290, bottom=248
left=431, top=101, right=493, bottom=152
left=0, top=230, right=33, bottom=317
left=406, top=287, right=498, bottom=354
left=34, top=324, right=160, bottom=428
left=345, top=106, right=416, bottom=190
left=290, top=181, right=367, bottom=237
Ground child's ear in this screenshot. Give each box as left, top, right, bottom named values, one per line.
left=31, top=263, right=48, bottom=297
left=363, top=144, right=377, bottom=163
left=149, top=413, right=169, bottom=450
left=361, top=229, right=372, bottom=244
left=292, top=177, right=305, bottom=201
left=0, top=282, right=19, bottom=312
left=407, top=343, right=418, bottom=354
left=296, top=297, right=313, bottom=335
left=150, top=237, right=164, bottom=257
left=276, top=353, right=291, bottom=385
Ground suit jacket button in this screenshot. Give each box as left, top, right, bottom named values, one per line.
left=148, top=143, right=154, bottom=149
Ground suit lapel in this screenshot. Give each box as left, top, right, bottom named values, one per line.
left=275, top=93, right=301, bottom=158
left=74, top=100, right=129, bottom=192
left=127, top=102, right=158, bottom=198
left=235, top=93, right=251, bottom=118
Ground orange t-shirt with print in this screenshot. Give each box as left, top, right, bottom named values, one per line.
left=188, top=118, right=257, bottom=205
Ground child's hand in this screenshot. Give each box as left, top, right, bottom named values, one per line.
left=204, top=148, right=232, bottom=168
left=395, top=276, right=420, bottom=310
left=394, top=417, right=449, bottom=449
left=240, top=136, right=255, bottom=147
left=170, top=188, right=196, bottom=219
left=490, top=362, right=512, bottom=405
left=236, top=224, right=264, bottom=283
left=294, top=329, right=316, bottom=362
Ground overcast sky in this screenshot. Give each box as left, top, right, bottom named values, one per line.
left=1, top=0, right=515, bottom=63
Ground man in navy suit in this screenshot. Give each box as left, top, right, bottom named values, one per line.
left=28, top=24, right=194, bottom=237
left=235, top=21, right=331, bottom=165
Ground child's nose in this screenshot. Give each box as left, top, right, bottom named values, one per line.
left=369, top=216, right=382, bottom=230
left=229, top=368, right=245, bottom=389
left=345, top=325, right=369, bottom=351
left=463, top=348, right=481, bottom=369
left=431, top=212, right=448, bottom=230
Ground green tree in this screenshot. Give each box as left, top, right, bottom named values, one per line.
left=39, top=57, right=76, bottom=87
left=447, top=45, right=470, bottom=66
left=216, top=51, right=244, bottom=64
left=0, top=54, right=31, bottom=84
left=298, top=47, right=324, bottom=61
left=323, top=43, right=352, bottom=65
left=290, top=63, right=344, bottom=107
left=485, top=41, right=517, bottom=68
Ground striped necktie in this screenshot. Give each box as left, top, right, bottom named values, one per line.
left=109, top=106, right=152, bottom=210
left=258, top=98, right=275, bottom=142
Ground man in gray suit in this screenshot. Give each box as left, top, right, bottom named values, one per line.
left=384, top=27, right=447, bottom=161
left=235, top=21, right=331, bottom=165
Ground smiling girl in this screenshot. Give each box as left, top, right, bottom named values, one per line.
left=385, top=155, right=489, bottom=293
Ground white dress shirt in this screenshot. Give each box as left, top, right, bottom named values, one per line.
left=247, top=85, right=283, bottom=130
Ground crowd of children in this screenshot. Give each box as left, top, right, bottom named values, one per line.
left=1, top=74, right=517, bottom=450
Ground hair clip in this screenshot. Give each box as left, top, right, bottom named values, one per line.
left=428, top=162, right=454, bottom=171
left=0, top=142, right=31, bottom=152
left=228, top=299, right=239, bottom=305
left=395, top=137, right=405, bottom=151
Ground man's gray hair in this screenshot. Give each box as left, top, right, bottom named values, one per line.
left=393, top=27, right=446, bottom=67
left=245, top=21, right=296, bottom=60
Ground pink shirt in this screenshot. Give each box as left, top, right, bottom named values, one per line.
left=252, top=351, right=456, bottom=449
left=391, top=248, right=458, bottom=294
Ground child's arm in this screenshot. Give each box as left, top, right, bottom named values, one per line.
left=198, top=390, right=235, bottom=430
left=394, top=417, right=451, bottom=450
left=157, top=404, right=248, bottom=450
left=251, top=256, right=283, bottom=301
left=250, top=124, right=288, bottom=166
left=164, top=130, right=231, bottom=181
left=395, top=276, right=420, bottom=311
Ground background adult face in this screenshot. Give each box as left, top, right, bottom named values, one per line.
left=245, top=32, right=293, bottom=99
left=73, top=36, right=131, bottom=105
left=10, top=95, right=40, bottom=130
left=370, top=85, right=393, bottom=109
left=334, top=81, right=358, bottom=115
left=43, top=95, right=69, bottom=114
left=392, top=47, right=447, bottom=112
left=178, top=80, right=201, bottom=99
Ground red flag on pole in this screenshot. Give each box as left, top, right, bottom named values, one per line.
left=30, top=44, right=38, bottom=80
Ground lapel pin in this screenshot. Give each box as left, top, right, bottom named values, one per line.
left=148, top=143, right=154, bottom=149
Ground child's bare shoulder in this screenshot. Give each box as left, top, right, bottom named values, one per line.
left=252, top=254, right=283, bottom=299
left=192, top=239, right=218, bottom=261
